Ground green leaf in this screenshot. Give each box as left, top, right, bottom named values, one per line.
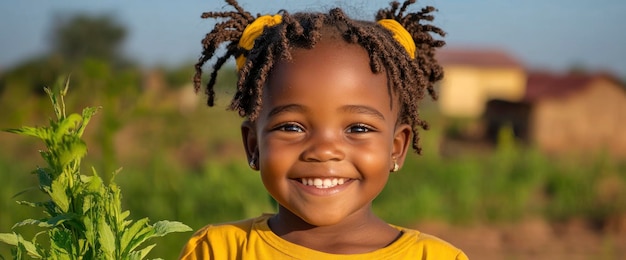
left=98, top=217, right=116, bottom=258
left=50, top=174, right=70, bottom=212
left=16, top=200, right=39, bottom=208
left=16, top=200, right=56, bottom=217
left=12, top=219, right=52, bottom=229
left=40, top=151, right=58, bottom=177
left=83, top=215, right=96, bottom=248
left=128, top=244, right=156, bottom=260
left=119, top=210, right=130, bottom=222
left=124, top=220, right=191, bottom=255
left=3, top=126, right=49, bottom=140
left=56, top=137, right=87, bottom=168
left=60, top=74, right=70, bottom=96
left=44, top=86, right=62, bottom=120
left=54, top=113, right=83, bottom=142
left=124, top=226, right=155, bottom=254
left=0, top=233, right=42, bottom=258
left=49, top=245, right=71, bottom=260
left=84, top=171, right=103, bottom=193
left=41, top=200, right=57, bottom=217
left=49, top=229, right=72, bottom=260
left=46, top=213, right=76, bottom=227
left=34, top=167, right=54, bottom=190
left=120, top=218, right=150, bottom=254
left=152, top=221, right=192, bottom=237
left=0, top=233, right=18, bottom=245
left=78, top=106, right=100, bottom=137
left=81, top=195, right=94, bottom=215
left=79, top=174, right=93, bottom=183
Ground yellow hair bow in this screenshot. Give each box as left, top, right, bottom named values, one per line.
left=377, top=19, right=416, bottom=59
left=236, top=14, right=283, bottom=70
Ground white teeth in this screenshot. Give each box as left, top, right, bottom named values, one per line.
left=300, top=178, right=348, bottom=189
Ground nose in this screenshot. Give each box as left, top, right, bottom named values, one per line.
left=300, top=129, right=345, bottom=162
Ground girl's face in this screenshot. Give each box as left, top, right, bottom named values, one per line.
left=242, top=36, right=412, bottom=227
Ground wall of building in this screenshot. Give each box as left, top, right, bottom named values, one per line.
left=531, top=78, right=626, bottom=158
left=439, top=65, right=526, bottom=118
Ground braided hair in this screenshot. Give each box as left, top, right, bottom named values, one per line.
left=194, top=0, right=445, bottom=154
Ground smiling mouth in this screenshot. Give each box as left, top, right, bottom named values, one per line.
left=300, top=178, right=349, bottom=189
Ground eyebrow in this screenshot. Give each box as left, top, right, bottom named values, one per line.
left=267, top=104, right=385, bottom=120
left=341, top=105, right=385, bottom=120
left=267, top=104, right=307, bottom=118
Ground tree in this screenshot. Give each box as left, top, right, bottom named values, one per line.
left=49, top=13, right=127, bottom=65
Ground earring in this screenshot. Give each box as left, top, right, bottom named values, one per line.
left=391, top=158, right=399, bottom=172
left=249, top=157, right=258, bottom=170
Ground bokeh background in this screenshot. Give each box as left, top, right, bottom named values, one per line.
left=1, top=0, right=625, bottom=259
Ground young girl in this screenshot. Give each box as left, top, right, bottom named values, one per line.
left=179, top=0, right=468, bottom=259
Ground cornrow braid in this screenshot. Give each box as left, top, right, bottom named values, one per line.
left=194, top=0, right=445, bottom=154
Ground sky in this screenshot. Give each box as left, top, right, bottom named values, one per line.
left=1, top=0, right=625, bottom=77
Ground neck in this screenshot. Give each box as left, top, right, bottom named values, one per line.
left=268, top=205, right=401, bottom=254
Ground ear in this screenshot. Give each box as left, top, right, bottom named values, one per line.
left=391, top=123, right=412, bottom=168
left=241, top=120, right=259, bottom=164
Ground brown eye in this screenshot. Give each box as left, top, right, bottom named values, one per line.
left=276, top=123, right=304, bottom=133
left=347, top=124, right=373, bottom=133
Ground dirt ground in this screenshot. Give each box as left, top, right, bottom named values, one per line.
left=415, top=217, right=626, bottom=260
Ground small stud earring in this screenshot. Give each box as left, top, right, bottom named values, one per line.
left=392, top=162, right=399, bottom=172
left=249, top=157, right=258, bottom=170
left=391, top=157, right=399, bottom=172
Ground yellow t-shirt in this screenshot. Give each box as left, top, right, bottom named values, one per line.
left=179, top=214, right=468, bottom=260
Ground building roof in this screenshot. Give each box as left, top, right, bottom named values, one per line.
left=436, top=48, right=523, bottom=68
left=524, top=72, right=624, bottom=101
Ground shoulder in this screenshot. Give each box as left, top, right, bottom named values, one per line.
left=393, top=227, right=469, bottom=260
left=193, top=217, right=257, bottom=240
left=178, top=214, right=272, bottom=260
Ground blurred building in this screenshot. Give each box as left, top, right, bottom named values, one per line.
left=437, top=49, right=527, bottom=118
left=437, top=48, right=626, bottom=158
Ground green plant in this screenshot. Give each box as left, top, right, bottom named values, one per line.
left=0, top=78, right=191, bottom=259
